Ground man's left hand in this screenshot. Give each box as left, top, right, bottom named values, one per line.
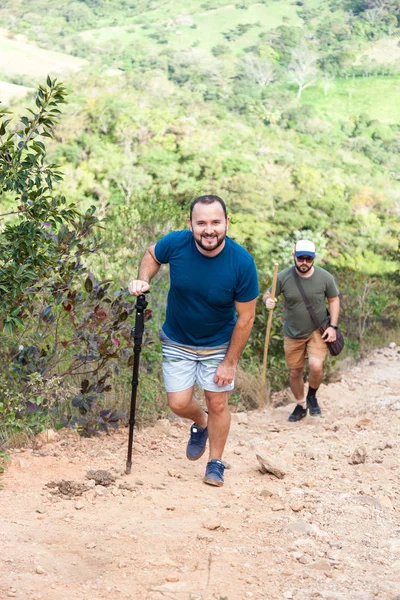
left=214, top=360, right=236, bottom=387
left=322, top=326, right=337, bottom=343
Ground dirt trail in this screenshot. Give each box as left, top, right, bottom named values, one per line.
left=1, top=346, right=400, bottom=600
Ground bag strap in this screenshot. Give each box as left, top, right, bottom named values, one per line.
left=291, top=266, right=321, bottom=330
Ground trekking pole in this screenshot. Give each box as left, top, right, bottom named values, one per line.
left=259, top=263, right=279, bottom=410
left=125, top=293, right=148, bottom=475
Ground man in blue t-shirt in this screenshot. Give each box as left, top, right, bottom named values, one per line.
left=128, top=195, right=259, bottom=487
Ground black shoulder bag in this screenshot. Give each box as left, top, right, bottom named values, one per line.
left=291, top=267, right=344, bottom=357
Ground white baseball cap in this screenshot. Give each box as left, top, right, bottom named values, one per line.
left=294, top=240, right=316, bottom=257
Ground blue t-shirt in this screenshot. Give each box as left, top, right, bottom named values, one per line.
left=154, top=230, right=259, bottom=346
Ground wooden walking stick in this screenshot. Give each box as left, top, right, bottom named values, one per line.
left=259, top=263, right=279, bottom=410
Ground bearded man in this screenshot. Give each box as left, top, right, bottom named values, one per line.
left=128, top=195, right=259, bottom=486
left=263, top=240, right=340, bottom=422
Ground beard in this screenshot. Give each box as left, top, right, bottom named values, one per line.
left=194, top=231, right=227, bottom=252
left=294, top=259, right=314, bottom=274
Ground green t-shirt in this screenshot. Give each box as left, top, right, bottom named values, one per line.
left=270, top=266, right=339, bottom=339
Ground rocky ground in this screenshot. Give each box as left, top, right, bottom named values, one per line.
left=1, top=345, right=400, bottom=600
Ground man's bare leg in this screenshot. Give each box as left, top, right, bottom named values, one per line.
left=167, top=387, right=208, bottom=428
left=204, top=390, right=230, bottom=460
left=308, top=357, right=324, bottom=390
left=289, top=367, right=306, bottom=406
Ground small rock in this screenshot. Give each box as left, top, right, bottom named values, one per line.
left=74, top=501, right=84, bottom=510
left=165, top=577, right=179, bottom=583
left=197, top=533, right=214, bottom=541
left=302, top=479, right=315, bottom=488
left=259, top=488, right=274, bottom=498
left=166, top=506, right=176, bottom=511
left=290, top=502, right=304, bottom=512
left=307, top=559, right=331, bottom=571
left=271, top=502, right=285, bottom=511
left=256, top=454, right=286, bottom=479
left=350, top=447, right=367, bottom=465
left=168, top=469, right=182, bottom=478
left=288, top=520, right=317, bottom=536
left=86, top=542, right=96, bottom=549
left=389, top=342, right=396, bottom=349
left=203, top=520, right=221, bottom=530
left=118, top=561, right=127, bottom=568
left=35, top=507, right=46, bottom=514
left=119, top=482, right=135, bottom=491
left=356, top=418, right=373, bottom=429
left=35, top=566, right=45, bottom=574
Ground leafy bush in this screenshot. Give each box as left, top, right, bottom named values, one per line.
left=0, top=79, right=146, bottom=440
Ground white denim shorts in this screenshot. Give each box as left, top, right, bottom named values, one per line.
left=160, top=330, right=234, bottom=393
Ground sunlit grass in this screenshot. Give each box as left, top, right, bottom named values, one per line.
left=302, top=76, right=400, bottom=124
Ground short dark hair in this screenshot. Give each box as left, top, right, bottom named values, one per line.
left=189, top=195, right=227, bottom=220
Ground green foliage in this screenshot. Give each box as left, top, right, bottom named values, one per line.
left=0, top=80, right=154, bottom=442
left=1, top=0, right=400, bottom=419
left=329, top=267, right=400, bottom=352
left=0, top=77, right=71, bottom=327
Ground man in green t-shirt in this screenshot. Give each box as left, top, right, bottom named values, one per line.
left=262, top=240, right=340, bottom=422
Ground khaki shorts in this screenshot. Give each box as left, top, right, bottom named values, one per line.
left=284, top=330, right=328, bottom=369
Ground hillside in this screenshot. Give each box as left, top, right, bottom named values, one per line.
left=1, top=1, right=400, bottom=280
left=0, top=1, right=399, bottom=443
left=1, top=344, right=399, bottom=600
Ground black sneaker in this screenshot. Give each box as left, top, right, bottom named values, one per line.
left=307, top=395, right=321, bottom=416
left=288, top=404, right=307, bottom=422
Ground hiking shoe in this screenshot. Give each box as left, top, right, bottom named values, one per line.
left=307, top=395, right=321, bottom=416
left=203, top=459, right=225, bottom=487
left=288, top=403, right=307, bottom=422
left=186, top=424, right=208, bottom=461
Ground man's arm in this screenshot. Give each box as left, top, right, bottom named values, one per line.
left=128, top=244, right=161, bottom=296
left=322, top=296, right=340, bottom=342
left=214, top=298, right=257, bottom=387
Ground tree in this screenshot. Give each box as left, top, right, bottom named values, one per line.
left=242, top=55, right=275, bottom=87
left=0, top=79, right=138, bottom=437
left=288, top=48, right=319, bottom=99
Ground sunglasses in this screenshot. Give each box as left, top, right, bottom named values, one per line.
left=296, top=255, right=314, bottom=263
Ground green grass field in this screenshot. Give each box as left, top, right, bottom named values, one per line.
left=77, top=1, right=303, bottom=54
left=302, top=76, right=400, bottom=124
